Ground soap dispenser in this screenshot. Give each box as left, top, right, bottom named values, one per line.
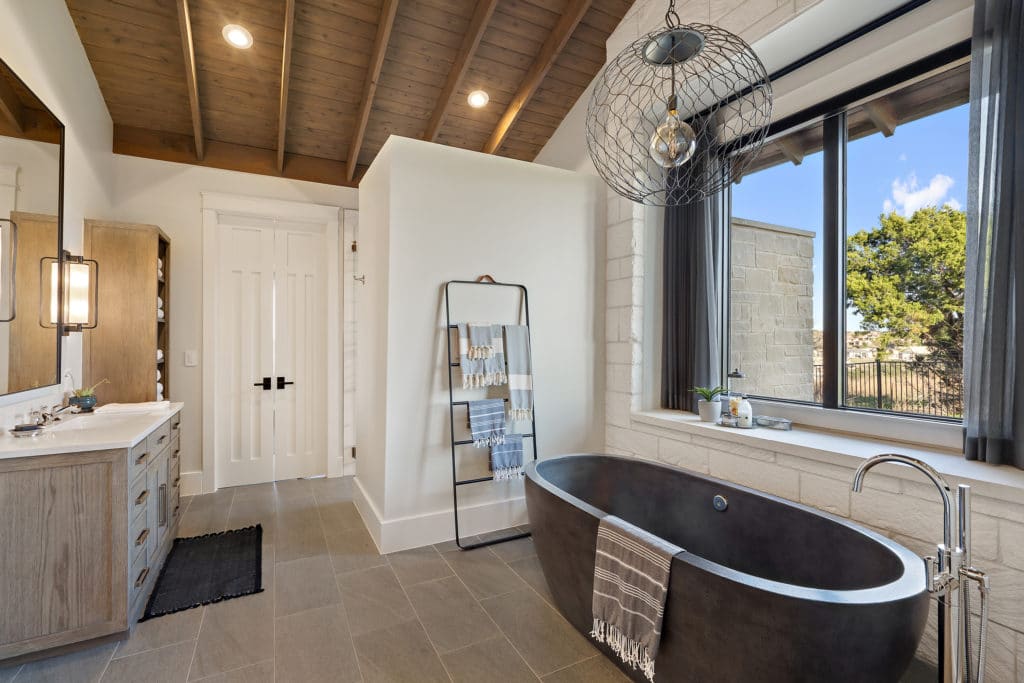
left=737, top=395, right=753, bottom=428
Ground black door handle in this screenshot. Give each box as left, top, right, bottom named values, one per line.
left=253, top=377, right=271, bottom=390
left=277, top=377, right=295, bottom=390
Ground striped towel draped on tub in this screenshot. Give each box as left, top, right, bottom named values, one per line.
left=591, top=515, right=681, bottom=682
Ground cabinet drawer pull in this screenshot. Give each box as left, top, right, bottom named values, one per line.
left=157, top=434, right=167, bottom=445
left=159, top=484, right=167, bottom=526
left=172, top=448, right=180, bottom=460
left=173, top=476, right=180, bottom=488
left=135, top=489, right=149, bottom=506
left=173, top=505, right=180, bottom=517
left=135, top=567, right=149, bottom=589
left=135, top=528, right=150, bottom=546
left=135, top=452, right=149, bottom=465
left=172, top=421, right=180, bottom=431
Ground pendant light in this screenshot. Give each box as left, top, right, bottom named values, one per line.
left=586, top=0, right=773, bottom=206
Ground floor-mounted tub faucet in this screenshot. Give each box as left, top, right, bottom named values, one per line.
left=852, top=454, right=990, bottom=683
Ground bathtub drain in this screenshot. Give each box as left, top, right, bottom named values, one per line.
left=713, top=494, right=728, bottom=511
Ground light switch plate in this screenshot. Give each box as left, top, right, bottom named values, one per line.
left=184, top=350, right=198, bottom=367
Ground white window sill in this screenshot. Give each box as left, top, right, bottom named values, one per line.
left=631, top=409, right=1024, bottom=502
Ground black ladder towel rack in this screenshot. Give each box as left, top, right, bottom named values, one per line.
left=444, top=276, right=538, bottom=551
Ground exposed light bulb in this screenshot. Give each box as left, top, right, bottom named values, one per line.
left=222, top=24, right=254, bottom=49
left=648, top=109, right=696, bottom=168
left=467, top=90, right=489, bottom=108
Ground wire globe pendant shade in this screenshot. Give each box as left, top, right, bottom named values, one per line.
left=586, top=6, right=772, bottom=206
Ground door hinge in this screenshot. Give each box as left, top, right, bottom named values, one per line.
left=350, top=241, right=358, bottom=252
left=351, top=446, right=356, bottom=460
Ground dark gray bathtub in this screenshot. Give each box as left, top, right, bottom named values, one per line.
left=524, top=454, right=929, bottom=682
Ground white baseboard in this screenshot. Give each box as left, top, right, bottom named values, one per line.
left=352, top=477, right=528, bottom=554
left=180, top=470, right=204, bottom=497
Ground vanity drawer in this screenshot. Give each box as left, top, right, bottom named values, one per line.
left=170, top=452, right=181, bottom=491
left=129, top=542, right=149, bottom=605
left=129, top=441, right=150, bottom=481
left=169, top=485, right=181, bottom=527
left=129, top=505, right=151, bottom=552
left=168, top=436, right=181, bottom=468
left=130, top=471, right=149, bottom=513
left=170, top=412, right=181, bottom=437
left=148, top=420, right=172, bottom=456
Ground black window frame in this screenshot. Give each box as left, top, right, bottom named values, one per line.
left=724, top=40, right=971, bottom=423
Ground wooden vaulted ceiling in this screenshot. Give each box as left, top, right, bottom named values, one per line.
left=66, top=0, right=632, bottom=186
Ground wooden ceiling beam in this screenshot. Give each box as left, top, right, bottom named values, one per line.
left=422, top=0, right=499, bottom=142
left=175, top=0, right=204, bottom=160
left=481, top=0, right=592, bottom=155
left=346, top=0, right=400, bottom=181
left=277, top=0, right=296, bottom=173
left=0, top=74, right=24, bottom=134
left=864, top=99, right=898, bottom=137
left=113, top=125, right=361, bottom=188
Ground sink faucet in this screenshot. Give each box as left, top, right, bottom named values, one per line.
left=852, top=454, right=990, bottom=683
left=37, top=403, right=79, bottom=426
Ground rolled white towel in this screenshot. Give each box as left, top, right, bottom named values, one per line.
left=156, top=394, right=164, bottom=401
left=157, top=382, right=164, bottom=394
left=157, top=309, right=165, bottom=320
left=157, top=348, right=164, bottom=361
left=158, top=269, right=164, bottom=279
left=157, top=369, right=162, bottom=381
left=158, top=257, right=164, bottom=268
left=157, top=296, right=163, bottom=308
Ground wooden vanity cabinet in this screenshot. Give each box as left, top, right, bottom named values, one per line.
left=0, top=412, right=183, bottom=662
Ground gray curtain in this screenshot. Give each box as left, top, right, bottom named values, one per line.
left=661, top=186, right=723, bottom=413
left=964, top=0, right=1024, bottom=467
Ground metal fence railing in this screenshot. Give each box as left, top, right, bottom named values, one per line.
left=813, top=359, right=962, bottom=418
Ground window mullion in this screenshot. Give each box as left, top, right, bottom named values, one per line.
left=822, top=113, right=847, bottom=409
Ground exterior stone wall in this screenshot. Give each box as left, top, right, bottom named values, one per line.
left=729, top=218, right=815, bottom=401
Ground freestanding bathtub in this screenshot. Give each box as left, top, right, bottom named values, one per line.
left=524, top=454, right=929, bottom=682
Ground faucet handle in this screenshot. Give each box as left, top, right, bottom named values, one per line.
left=923, top=555, right=937, bottom=592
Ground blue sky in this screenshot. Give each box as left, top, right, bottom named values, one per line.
left=731, top=103, right=969, bottom=330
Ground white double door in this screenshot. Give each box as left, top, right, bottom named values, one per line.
left=215, top=215, right=326, bottom=488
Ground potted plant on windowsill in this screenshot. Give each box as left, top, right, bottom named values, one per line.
left=70, top=378, right=109, bottom=413
left=692, top=385, right=727, bottom=422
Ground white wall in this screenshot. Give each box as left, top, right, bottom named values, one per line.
left=0, top=137, right=60, bottom=215
left=108, top=154, right=358, bottom=486
left=355, top=136, right=605, bottom=552
left=0, top=0, right=114, bottom=418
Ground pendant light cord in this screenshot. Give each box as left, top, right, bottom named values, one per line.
left=664, top=0, right=680, bottom=28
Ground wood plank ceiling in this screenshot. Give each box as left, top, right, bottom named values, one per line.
left=66, top=0, right=632, bottom=186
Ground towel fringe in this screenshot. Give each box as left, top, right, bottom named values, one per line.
left=508, top=408, right=533, bottom=422
left=473, top=434, right=506, bottom=448
left=591, top=618, right=656, bottom=682
left=492, top=465, right=524, bottom=481
left=461, top=371, right=508, bottom=390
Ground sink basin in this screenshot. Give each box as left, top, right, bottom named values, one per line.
left=46, top=413, right=154, bottom=432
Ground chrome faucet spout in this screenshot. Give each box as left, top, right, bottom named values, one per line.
left=851, top=454, right=954, bottom=565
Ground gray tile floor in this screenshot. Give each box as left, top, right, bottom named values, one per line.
left=0, top=476, right=629, bottom=683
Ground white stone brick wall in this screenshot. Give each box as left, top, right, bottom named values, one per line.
left=730, top=218, right=815, bottom=400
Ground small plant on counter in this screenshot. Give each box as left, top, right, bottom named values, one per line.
left=70, top=378, right=109, bottom=413
left=691, top=385, right=727, bottom=422
left=73, top=378, right=109, bottom=397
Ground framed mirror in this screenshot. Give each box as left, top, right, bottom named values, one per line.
left=0, top=57, right=63, bottom=396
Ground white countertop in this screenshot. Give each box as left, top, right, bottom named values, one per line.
left=0, top=403, right=184, bottom=459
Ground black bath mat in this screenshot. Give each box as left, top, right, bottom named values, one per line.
left=141, top=525, right=263, bottom=621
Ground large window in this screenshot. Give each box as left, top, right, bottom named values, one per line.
left=727, top=60, right=969, bottom=420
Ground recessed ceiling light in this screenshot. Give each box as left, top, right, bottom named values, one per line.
left=467, top=90, right=489, bottom=108
left=222, top=24, right=253, bottom=49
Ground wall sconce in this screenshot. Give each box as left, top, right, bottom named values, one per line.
left=40, top=250, right=98, bottom=335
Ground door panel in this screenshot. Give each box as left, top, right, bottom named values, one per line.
left=273, top=229, right=325, bottom=481
left=215, top=223, right=275, bottom=488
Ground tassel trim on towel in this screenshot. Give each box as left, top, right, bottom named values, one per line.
left=591, top=618, right=656, bottom=682
left=508, top=408, right=533, bottom=421
left=462, top=371, right=507, bottom=389
left=492, top=465, right=524, bottom=481
left=473, top=434, right=506, bottom=448
left=467, top=344, right=495, bottom=360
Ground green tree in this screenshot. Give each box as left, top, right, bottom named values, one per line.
left=845, top=206, right=966, bottom=413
